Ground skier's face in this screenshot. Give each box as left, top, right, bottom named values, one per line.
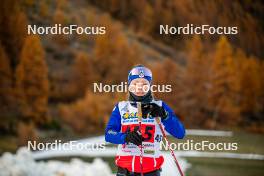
left=129, top=78, right=150, bottom=96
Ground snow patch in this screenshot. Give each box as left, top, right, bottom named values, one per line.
left=0, top=147, right=113, bottom=176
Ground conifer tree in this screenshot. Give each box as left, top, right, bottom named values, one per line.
left=16, top=35, right=49, bottom=125
left=0, top=43, right=12, bottom=108
left=73, top=51, right=94, bottom=97
left=208, top=36, right=240, bottom=126
left=0, top=43, right=14, bottom=132
left=181, top=36, right=210, bottom=127
left=238, top=54, right=263, bottom=121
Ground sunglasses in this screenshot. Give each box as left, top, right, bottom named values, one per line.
left=129, top=67, right=152, bottom=78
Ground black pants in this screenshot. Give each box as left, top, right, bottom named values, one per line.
left=116, top=167, right=161, bottom=176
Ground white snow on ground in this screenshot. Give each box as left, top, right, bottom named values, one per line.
left=185, top=129, right=233, bottom=137
left=161, top=152, right=190, bottom=176
left=177, top=151, right=264, bottom=160
left=164, top=129, right=233, bottom=137
left=0, top=147, right=113, bottom=176
left=78, top=135, right=106, bottom=144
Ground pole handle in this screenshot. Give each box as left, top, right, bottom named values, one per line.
left=137, top=102, right=142, bottom=121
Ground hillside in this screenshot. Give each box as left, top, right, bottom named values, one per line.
left=0, top=0, right=263, bottom=144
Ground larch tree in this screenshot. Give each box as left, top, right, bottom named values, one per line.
left=238, top=54, right=263, bottom=122
left=208, top=36, right=240, bottom=126
left=0, top=44, right=12, bottom=108
left=72, top=51, right=94, bottom=97
left=0, top=43, right=14, bottom=132
left=134, top=1, right=154, bottom=34
left=16, top=35, right=49, bottom=125
left=181, top=35, right=210, bottom=127
left=52, top=7, right=69, bottom=46
left=0, top=0, right=27, bottom=68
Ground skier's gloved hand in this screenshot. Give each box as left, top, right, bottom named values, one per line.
left=125, top=129, right=143, bottom=146
left=141, top=103, right=153, bottom=118
left=143, top=103, right=168, bottom=120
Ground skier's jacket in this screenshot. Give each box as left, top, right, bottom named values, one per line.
left=105, top=100, right=185, bottom=173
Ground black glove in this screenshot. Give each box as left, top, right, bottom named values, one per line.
left=125, top=129, right=143, bottom=146
left=142, top=103, right=168, bottom=120
left=141, top=103, right=152, bottom=118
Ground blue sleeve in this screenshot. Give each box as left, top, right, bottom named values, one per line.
left=161, top=102, right=185, bottom=139
left=105, top=104, right=126, bottom=144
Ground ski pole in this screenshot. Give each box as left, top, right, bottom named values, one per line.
left=155, top=117, right=184, bottom=176
left=137, top=102, right=144, bottom=176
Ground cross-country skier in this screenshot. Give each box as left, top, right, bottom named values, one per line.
left=105, top=65, right=185, bottom=176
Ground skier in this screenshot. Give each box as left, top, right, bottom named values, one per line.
left=105, top=65, right=185, bottom=176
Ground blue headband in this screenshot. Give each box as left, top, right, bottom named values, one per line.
left=128, top=65, right=152, bottom=85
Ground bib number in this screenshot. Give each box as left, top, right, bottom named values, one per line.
left=122, top=124, right=155, bottom=143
